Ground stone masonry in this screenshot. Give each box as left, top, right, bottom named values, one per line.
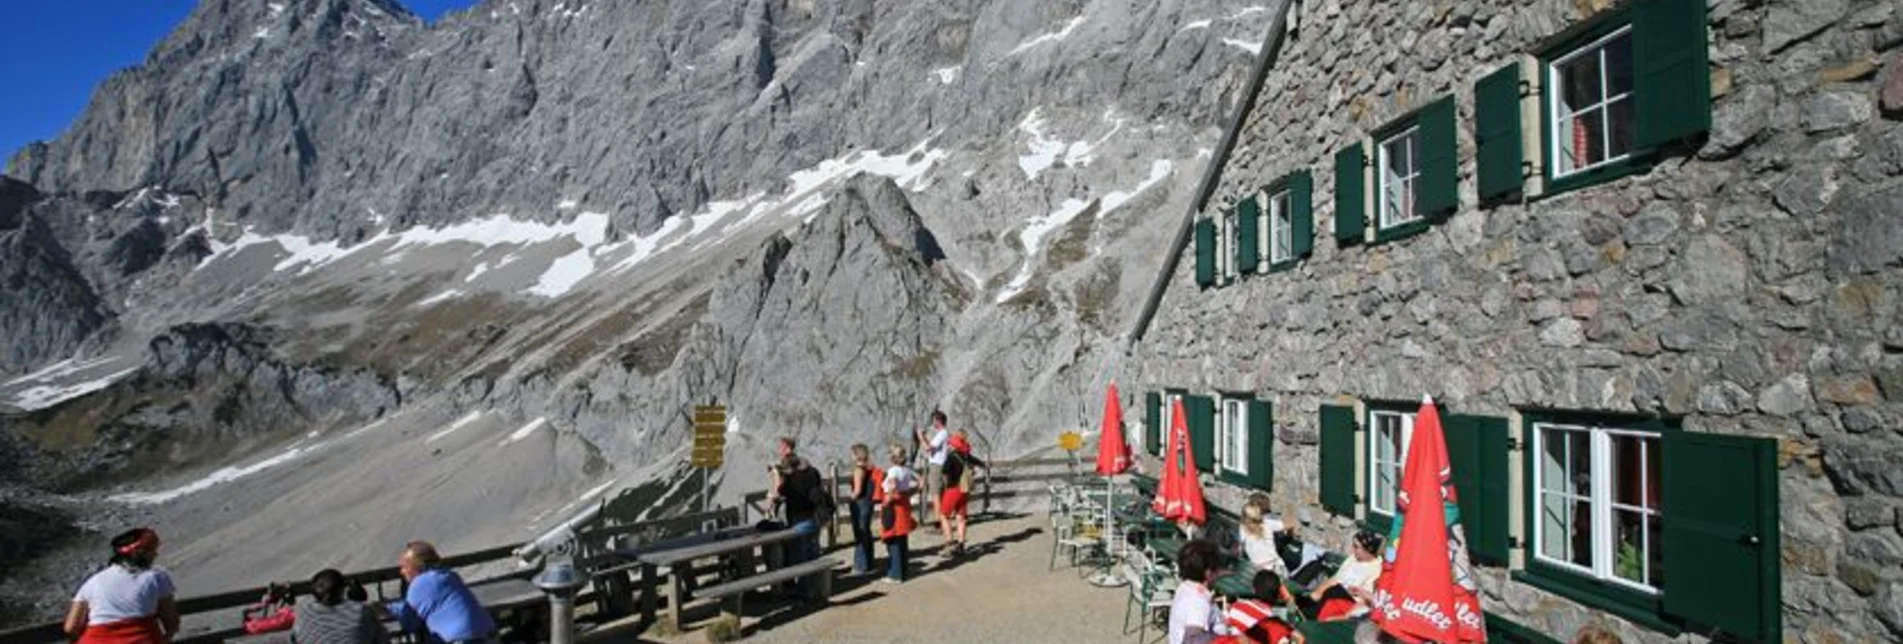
left=1132, top=0, right=1903, bottom=642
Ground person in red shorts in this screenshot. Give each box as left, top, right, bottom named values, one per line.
left=937, top=430, right=987, bottom=555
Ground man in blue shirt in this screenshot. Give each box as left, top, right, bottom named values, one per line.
left=385, top=541, right=497, bottom=644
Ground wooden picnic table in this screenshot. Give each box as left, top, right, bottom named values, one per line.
left=635, top=526, right=811, bottom=627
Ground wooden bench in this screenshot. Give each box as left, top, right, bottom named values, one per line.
left=636, top=527, right=812, bottom=627
left=694, top=557, right=838, bottom=635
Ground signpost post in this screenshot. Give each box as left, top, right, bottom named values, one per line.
left=692, top=405, right=726, bottom=515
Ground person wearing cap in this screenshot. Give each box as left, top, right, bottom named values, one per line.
left=385, top=541, right=496, bottom=644
left=937, top=430, right=986, bottom=555
left=64, top=527, right=179, bottom=644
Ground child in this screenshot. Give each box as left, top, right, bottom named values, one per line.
left=1221, top=570, right=1303, bottom=644
left=1168, top=540, right=1233, bottom=644
left=879, top=444, right=919, bottom=583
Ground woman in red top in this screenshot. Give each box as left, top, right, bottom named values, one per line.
left=880, top=444, right=919, bottom=582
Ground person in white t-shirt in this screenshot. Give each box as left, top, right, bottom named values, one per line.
left=1239, top=493, right=1294, bottom=577
left=1309, top=530, right=1384, bottom=620
left=1167, top=539, right=1233, bottom=644
left=65, top=527, right=179, bottom=644
left=914, top=410, right=951, bottom=530
left=880, top=444, right=921, bottom=583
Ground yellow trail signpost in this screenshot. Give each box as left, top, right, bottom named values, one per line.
left=691, top=405, right=726, bottom=468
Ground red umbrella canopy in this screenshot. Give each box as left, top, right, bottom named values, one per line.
left=1097, top=382, right=1132, bottom=475
left=1370, top=397, right=1486, bottom=643
left=1151, top=397, right=1183, bottom=517
left=1153, top=398, right=1207, bottom=525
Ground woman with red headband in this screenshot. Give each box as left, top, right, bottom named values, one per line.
left=65, top=528, right=179, bottom=643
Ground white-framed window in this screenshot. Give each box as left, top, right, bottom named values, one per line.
left=1218, top=397, right=1250, bottom=476
left=1221, top=206, right=1241, bottom=282
left=1162, top=392, right=1183, bottom=439
left=1367, top=409, right=1415, bottom=519
left=1377, top=127, right=1421, bottom=230
left=1268, top=188, right=1293, bottom=264
left=1532, top=421, right=1663, bottom=593
left=1548, top=27, right=1635, bottom=178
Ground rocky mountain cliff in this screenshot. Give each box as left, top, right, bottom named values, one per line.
left=0, top=0, right=1276, bottom=624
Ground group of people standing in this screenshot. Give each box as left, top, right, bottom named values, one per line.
left=775, top=409, right=986, bottom=586
left=65, top=528, right=495, bottom=644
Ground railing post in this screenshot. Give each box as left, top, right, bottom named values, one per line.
left=827, top=463, right=840, bottom=549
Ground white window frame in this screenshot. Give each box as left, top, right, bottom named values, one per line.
left=1218, top=397, right=1250, bottom=477
left=1161, top=392, right=1183, bottom=445
left=1376, top=126, right=1422, bottom=231
left=1267, top=188, right=1293, bottom=264
left=1546, top=26, right=1635, bottom=180
left=1366, top=409, right=1415, bottom=520
left=1530, top=421, right=1663, bottom=595
left=1221, top=207, right=1240, bottom=282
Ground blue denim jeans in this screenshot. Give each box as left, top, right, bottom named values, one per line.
left=788, top=518, right=820, bottom=594
left=885, top=536, right=909, bottom=581
left=848, top=498, right=876, bottom=574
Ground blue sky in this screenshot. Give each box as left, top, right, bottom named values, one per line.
left=0, top=0, right=477, bottom=164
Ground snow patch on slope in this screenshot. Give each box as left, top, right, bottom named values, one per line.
left=1009, top=16, right=1087, bottom=56
left=995, top=158, right=1179, bottom=303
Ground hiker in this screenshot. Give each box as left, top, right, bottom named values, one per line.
left=1167, top=539, right=1233, bottom=644
left=295, top=568, right=386, bottom=644
left=1238, top=493, right=1291, bottom=577
left=64, top=527, right=179, bottom=644
left=1306, top=530, right=1383, bottom=621
left=848, top=443, right=881, bottom=575
left=879, top=443, right=920, bottom=583
left=385, top=541, right=496, bottom=643
left=1218, top=570, right=1303, bottom=644
left=772, top=439, right=828, bottom=577
left=938, top=430, right=987, bottom=555
left=914, top=410, right=952, bottom=527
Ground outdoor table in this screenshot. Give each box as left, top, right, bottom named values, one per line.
left=635, top=526, right=809, bottom=627
left=1295, top=618, right=1362, bottom=643
left=1211, top=571, right=1312, bottom=601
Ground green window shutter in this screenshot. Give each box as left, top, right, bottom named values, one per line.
left=1662, top=432, right=1780, bottom=642
left=1445, top=414, right=1511, bottom=566
left=1416, top=95, right=1460, bottom=219
left=1474, top=63, right=1524, bottom=203
left=1289, top=171, right=1314, bottom=258
left=1145, top=392, right=1162, bottom=456
left=1332, top=144, right=1365, bottom=246
left=1188, top=395, right=1216, bottom=472
left=1194, top=218, right=1216, bottom=288
left=1247, top=399, right=1273, bottom=491
left=1634, top=0, right=1711, bottom=149
left=1318, top=405, right=1357, bottom=516
left=1236, top=198, right=1260, bottom=275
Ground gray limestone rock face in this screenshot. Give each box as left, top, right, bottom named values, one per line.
left=0, top=204, right=111, bottom=375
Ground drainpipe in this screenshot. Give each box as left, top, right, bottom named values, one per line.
left=1124, top=0, right=1297, bottom=352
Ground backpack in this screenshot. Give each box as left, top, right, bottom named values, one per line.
left=804, top=469, right=837, bottom=519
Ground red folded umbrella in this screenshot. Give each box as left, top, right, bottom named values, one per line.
left=1152, top=398, right=1206, bottom=525
left=1096, top=382, right=1132, bottom=476
left=1370, top=396, right=1486, bottom=643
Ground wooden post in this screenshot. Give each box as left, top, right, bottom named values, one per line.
left=827, top=463, right=840, bottom=549
left=639, top=563, right=658, bottom=625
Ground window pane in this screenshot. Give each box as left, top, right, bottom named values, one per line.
left=1558, top=53, right=1603, bottom=112
left=1377, top=416, right=1401, bottom=464
left=1647, top=512, right=1664, bottom=588
left=1375, top=463, right=1396, bottom=512
left=1606, top=98, right=1634, bottom=161
left=1612, top=433, right=1642, bottom=507
left=1645, top=436, right=1662, bottom=510
left=1575, top=109, right=1607, bottom=169
left=1555, top=115, right=1580, bottom=174
left=1540, top=494, right=1592, bottom=568
left=1605, top=33, right=1634, bottom=97
left=1614, top=509, right=1648, bottom=585
left=1564, top=429, right=1592, bottom=496
left=1539, top=428, right=1570, bottom=493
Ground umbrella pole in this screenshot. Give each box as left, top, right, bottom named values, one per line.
left=1086, top=475, right=1127, bottom=587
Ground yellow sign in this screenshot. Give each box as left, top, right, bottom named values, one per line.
left=1058, top=431, right=1084, bottom=452
left=692, top=405, right=727, bottom=468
